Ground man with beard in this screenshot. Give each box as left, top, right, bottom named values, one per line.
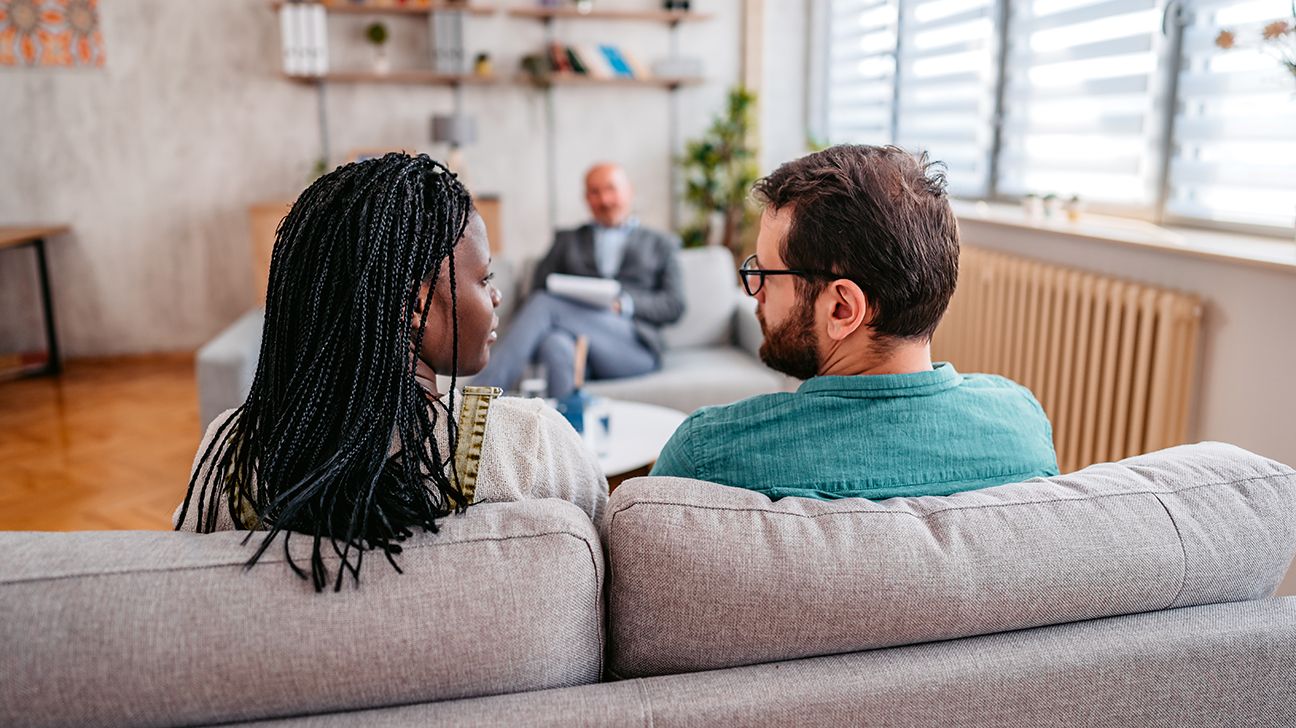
left=650, top=145, right=1058, bottom=500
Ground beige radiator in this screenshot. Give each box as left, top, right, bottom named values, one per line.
left=932, top=247, right=1203, bottom=473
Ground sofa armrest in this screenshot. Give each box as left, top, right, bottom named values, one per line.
left=196, top=309, right=264, bottom=429
left=732, top=293, right=763, bottom=359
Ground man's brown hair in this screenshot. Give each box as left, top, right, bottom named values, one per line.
left=752, top=144, right=959, bottom=341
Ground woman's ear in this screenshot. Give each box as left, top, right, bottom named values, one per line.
left=825, top=279, right=870, bottom=342
left=411, top=280, right=433, bottom=320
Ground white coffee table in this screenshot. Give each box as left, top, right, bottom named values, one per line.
left=586, top=399, right=688, bottom=481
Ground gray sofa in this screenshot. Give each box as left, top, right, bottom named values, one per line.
left=3, top=442, right=1295, bottom=726
left=196, top=247, right=793, bottom=428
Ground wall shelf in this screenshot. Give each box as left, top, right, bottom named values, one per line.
left=530, top=73, right=703, bottom=90
left=283, top=71, right=498, bottom=85
left=507, top=7, right=712, bottom=25
left=284, top=71, right=698, bottom=89
left=271, top=2, right=497, bottom=16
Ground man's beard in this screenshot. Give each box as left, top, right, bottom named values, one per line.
left=757, top=297, right=821, bottom=380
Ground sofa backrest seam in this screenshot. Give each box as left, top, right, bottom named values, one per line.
left=0, top=529, right=600, bottom=587
left=605, top=471, right=1294, bottom=527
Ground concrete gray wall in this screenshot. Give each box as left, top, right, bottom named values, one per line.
left=0, top=0, right=749, bottom=357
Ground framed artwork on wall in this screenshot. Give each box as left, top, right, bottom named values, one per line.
left=0, top=0, right=105, bottom=68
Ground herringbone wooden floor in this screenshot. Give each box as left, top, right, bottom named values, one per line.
left=0, top=355, right=200, bottom=531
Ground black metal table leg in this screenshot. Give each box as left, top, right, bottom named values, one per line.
left=31, top=237, right=61, bottom=375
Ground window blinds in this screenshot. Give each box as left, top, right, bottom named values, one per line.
left=894, top=0, right=1000, bottom=196
left=997, top=0, right=1166, bottom=206
left=1168, top=0, right=1296, bottom=229
left=825, top=0, right=900, bottom=145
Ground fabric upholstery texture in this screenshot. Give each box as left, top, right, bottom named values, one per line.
left=0, top=500, right=604, bottom=728
left=604, top=442, right=1296, bottom=678
left=239, top=598, right=1296, bottom=727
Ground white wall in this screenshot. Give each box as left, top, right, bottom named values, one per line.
left=758, top=0, right=810, bottom=174
left=0, top=0, right=742, bottom=357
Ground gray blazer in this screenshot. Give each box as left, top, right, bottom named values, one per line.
left=531, top=224, right=686, bottom=356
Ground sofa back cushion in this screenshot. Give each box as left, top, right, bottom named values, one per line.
left=604, top=442, right=1296, bottom=678
left=661, top=246, right=740, bottom=350
left=0, top=500, right=604, bottom=728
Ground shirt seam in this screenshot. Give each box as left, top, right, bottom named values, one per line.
left=752, top=464, right=1058, bottom=495
left=685, top=416, right=704, bottom=482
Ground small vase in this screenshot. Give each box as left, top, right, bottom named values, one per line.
left=707, top=211, right=726, bottom=247
left=371, top=46, right=390, bottom=74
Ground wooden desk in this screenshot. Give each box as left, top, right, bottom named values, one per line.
left=0, top=225, right=69, bottom=377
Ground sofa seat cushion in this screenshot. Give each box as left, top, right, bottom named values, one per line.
left=603, top=442, right=1296, bottom=678
left=233, top=598, right=1296, bottom=727
left=585, top=347, right=793, bottom=414
left=0, top=500, right=604, bottom=728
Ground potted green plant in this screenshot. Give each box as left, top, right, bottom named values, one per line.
left=678, top=86, right=759, bottom=255
left=365, top=21, right=390, bottom=74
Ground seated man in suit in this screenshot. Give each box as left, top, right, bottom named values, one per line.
left=474, top=163, right=685, bottom=399
left=651, top=145, right=1059, bottom=499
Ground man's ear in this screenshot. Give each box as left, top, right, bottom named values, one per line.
left=824, top=279, right=870, bottom=342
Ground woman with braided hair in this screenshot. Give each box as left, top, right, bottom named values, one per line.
left=174, top=153, right=606, bottom=591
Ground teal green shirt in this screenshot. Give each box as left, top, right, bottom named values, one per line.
left=650, top=363, right=1058, bottom=500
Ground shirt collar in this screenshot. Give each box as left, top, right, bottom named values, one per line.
left=796, top=362, right=962, bottom=399
left=594, top=216, right=638, bottom=233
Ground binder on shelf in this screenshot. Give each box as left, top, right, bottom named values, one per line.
left=278, top=3, right=296, bottom=75
left=307, top=3, right=328, bottom=76
left=430, top=8, right=467, bottom=75
left=294, top=3, right=311, bottom=75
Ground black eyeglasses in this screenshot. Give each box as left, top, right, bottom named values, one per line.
left=738, top=254, right=838, bottom=296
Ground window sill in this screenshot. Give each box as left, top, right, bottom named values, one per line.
left=951, top=201, right=1296, bottom=275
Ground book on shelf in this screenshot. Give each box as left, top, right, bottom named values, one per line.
left=563, top=46, right=587, bottom=75
left=543, top=43, right=643, bottom=79
left=598, top=45, right=634, bottom=78
left=574, top=44, right=613, bottom=78
left=547, top=42, right=571, bottom=73
left=618, top=48, right=649, bottom=79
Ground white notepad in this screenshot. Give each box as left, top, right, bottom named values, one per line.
left=546, top=273, right=622, bottom=308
